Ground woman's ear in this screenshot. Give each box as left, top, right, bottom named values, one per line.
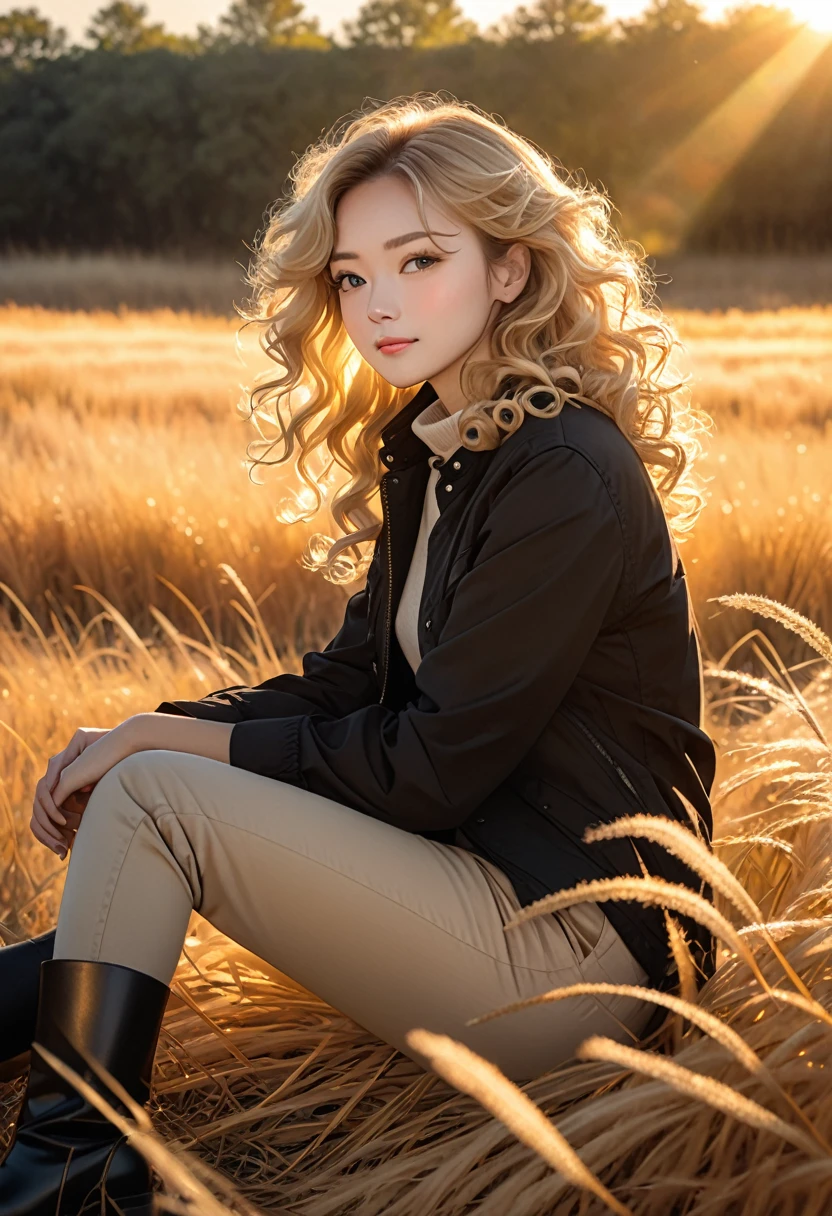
left=491, top=242, right=531, bottom=305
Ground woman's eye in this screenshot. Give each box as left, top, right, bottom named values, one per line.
left=403, top=255, right=438, bottom=273
left=334, top=272, right=364, bottom=293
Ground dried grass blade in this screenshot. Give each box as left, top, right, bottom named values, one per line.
left=70, top=584, right=165, bottom=679
left=405, top=1028, right=634, bottom=1216
left=575, top=1035, right=823, bottom=1158
left=504, top=875, right=770, bottom=991
left=584, top=809, right=821, bottom=1005
left=709, top=594, right=832, bottom=667
left=465, top=981, right=761, bottom=1073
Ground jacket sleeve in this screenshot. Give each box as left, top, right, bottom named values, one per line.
left=226, top=447, right=628, bottom=832
left=153, top=573, right=380, bottom=723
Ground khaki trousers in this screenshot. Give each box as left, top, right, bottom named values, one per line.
left=53, top=749, right=656, bottom=1083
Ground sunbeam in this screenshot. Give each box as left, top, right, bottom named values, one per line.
left=621, top=25, right=832, bottom=253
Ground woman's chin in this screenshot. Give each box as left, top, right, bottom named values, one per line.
left=376, top=366, right=429, bottom=390
left=374, top=360, right=448, bottom=392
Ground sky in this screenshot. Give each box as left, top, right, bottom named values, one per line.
left=43, top=0, right=737, bottom=45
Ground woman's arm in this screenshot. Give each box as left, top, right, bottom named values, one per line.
left=132, top=714, right=235, bottom=763
left=221, top=448, right=627, bottom=832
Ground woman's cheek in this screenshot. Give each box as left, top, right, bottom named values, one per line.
left=432, top=260, right=491, bottom=313
left=339, top=303, right=372, bottom=354
left=430, top=286, right=493, bottom=355
left=418, top=274, right=470, bottom=315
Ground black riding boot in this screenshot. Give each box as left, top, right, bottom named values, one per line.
left=0, top=957, right=170, bottom=1216
left=0, top=930, right=56, bottom=1079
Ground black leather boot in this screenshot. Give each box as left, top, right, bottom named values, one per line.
left=0, top=930, right=56, bottom=1079
left=0, top=957, right=170, bottom=1215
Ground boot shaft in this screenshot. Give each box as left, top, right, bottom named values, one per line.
left=26, top=958, right=170, bottom=1119
left=0, top=958, right=170, bottom=1211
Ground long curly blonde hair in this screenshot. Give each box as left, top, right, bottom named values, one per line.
left=235, top=91, right=711, bottom=584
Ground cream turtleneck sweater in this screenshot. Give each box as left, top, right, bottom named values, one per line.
left=394, top=394, right=463, bottom=675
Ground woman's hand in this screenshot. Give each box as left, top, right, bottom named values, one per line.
left=30, top=720, right=142, bottom=860
left=57, top=784, right=97, bottom=851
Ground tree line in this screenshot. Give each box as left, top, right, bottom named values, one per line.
left=1, top=0, right=829, bottom=255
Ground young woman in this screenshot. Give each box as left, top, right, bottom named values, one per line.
left=1, top=94, right=717, bottom=1210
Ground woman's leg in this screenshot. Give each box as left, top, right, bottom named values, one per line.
left=53, top=749, right=654, bottom=1083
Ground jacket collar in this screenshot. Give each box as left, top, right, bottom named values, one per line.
left=379, top=379, right=488, bottom=475
left=377, top=377, right=547, bottom=476
left=378, top=381, right=438, bottom=472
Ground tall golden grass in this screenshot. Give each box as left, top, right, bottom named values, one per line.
left=1, top=299, right=831, bottom=666
left=2, top=264, right=832, bottom=1212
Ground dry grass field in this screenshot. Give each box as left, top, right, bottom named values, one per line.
left=1, top=256, right=832, bottom=1213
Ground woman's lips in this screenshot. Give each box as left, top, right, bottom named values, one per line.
left=378, top=339, right=416, bottom=355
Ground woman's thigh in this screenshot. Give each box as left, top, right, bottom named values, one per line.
left=55, top=749, right=654, bottom=1082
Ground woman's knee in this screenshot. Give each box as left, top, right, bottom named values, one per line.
left=78, top=750, right=178, bottom=834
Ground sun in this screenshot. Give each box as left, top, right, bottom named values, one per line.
left=780, top=0, right=832, bottom=32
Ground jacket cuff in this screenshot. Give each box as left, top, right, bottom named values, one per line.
left=229, top=715, right=307, bottom=788
left=153, top=700, right=192, bottom=717
left=153, top=698, right=240, bottom=721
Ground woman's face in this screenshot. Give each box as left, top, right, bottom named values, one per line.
left=329, top=173, right=529, bottom=411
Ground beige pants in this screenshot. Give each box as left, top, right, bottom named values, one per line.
left=53, top=749, right=656, bottom=1082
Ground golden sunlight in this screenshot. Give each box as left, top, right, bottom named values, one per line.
left=782, top=1, right=832, bottom=32
left=621, top=24, right=832, bottom=253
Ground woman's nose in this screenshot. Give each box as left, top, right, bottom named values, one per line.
left=368, top=292, right=400, bottom=322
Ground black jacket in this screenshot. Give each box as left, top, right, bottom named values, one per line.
left=155, top=380, right=718, bottom=988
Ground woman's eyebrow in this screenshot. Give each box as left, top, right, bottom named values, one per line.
left=330, top=230, right=443, bottom=264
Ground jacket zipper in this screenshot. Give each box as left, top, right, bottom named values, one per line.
left=560, top=704, right=649, bottom=811
left=379, top=475, right=393, bottom=707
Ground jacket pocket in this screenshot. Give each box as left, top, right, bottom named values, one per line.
left=559, top=704, right=650, bottom=813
